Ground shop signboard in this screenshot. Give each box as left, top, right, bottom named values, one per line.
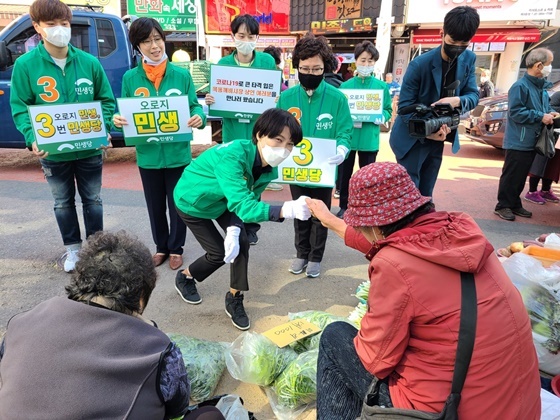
left=392, top=43, right=409, bottom=85
left=310, top=17, right=373, bottom=35
left=205, top=0, right=289, bottom=34
left=127, top=0, right=197, bottom=31
left=325, top=0, right=362, bottom=20
left=407, top=0, right=556, bottom=24
left=272, top=137, right=337, bottom=188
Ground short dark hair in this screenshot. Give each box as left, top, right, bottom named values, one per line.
left=231, top=14, right=260, bottom=35
left=292, top=34, right=336, bottom=73
left=252, top=109, right=303, bottom=146
left=379, top=203, right=433, bottom=236
left=30, top=0, right=72, bottom=23
left=263, top=45, right=282, bottom=65
left=65, top=231, right=157, bottom=315
left=354, top=41, right=379, bottom=61
left=128, top=17, right=165, bottom=52
left=443, top=6, right=479, bottom=42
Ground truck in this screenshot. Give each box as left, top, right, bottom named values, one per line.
left=0, top=8, right=219, bottom=149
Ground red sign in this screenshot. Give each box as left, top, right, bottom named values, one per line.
left=205, top=0, right=290, bottom=35
left=412, top=28, right=541, bottom=44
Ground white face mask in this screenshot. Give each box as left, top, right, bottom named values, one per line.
left=42, top=26, right=71, bottom=48
left=235, top=39, right=256, bottom=56
left=356, top=65, right=374, bottom=77
left=480, top=76, right=488, bottom=83
left=142, top=52, right=168, bottom=66
left=542, top=64, right=552, bottom=77
left=261, top=145, right=291, bottom=167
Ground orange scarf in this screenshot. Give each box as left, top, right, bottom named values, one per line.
left=143, top=59, right=167, bottom=90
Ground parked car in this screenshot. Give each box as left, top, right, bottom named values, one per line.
left=459, top=81, right=560, bottom=149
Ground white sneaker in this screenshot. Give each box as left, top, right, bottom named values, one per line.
left=64, top=249, right=80, bottom=273
left=265, top=182, right=284, bottom=191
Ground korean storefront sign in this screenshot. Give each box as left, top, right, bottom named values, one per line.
left=116, top=96, right=192, bottom=146
left=127, top=0, right=197, bottom=31
left=29, top=101, right=108, bottom=155
left=406, top=0, right=556, bottom=24
left=325, top=0, right=362, bottom=20
left=272, top=138, right=337, bottom=188
left=208, top=65, right=282, bottom=120
left=205, top=0, right=290, bottom=34
left=339, top=89, right=385, bottom=123
left=311, top=17, right=373, bottom=35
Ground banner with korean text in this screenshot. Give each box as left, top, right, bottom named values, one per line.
left=116, top=96, right=192, bottom=146
left=208, top=65, right=282, bottom=121
left=272, top=137, right=337, bottom=187
left=28, top=101, right=108, bottom=155
left=339, top=89, right=384, bottom=123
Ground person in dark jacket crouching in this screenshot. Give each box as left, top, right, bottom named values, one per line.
left=0, top=230, right=224, bottom=420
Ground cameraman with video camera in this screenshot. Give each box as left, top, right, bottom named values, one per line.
left=389, top=6, right=480, bottom=197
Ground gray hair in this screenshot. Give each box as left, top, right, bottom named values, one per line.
left=526, top=48, right=553, bottom=68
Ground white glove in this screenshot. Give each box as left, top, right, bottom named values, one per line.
left=282, top=195, right=312, bottom=220
left=223, top=226, right=241, bottom=264
left=374, top=116, right=385, bottom=125
left=327, top=145, right=349, bottom=165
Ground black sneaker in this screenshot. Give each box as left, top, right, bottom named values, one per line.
left=247, top=230, right=259, bottom=246
left=225, top=291, right=250, bottom=330
left=494, top=208, right=515, bottom=221
left=175, top=271, right=202, bottom=304
left=512, top=207, right=532, bottom=218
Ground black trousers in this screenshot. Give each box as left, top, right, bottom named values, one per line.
left=496, top=149, right=536, bottom=210
left=290, top=184, right=332, bottom=262
left=177, top=209, right=250, bottom=291
left=139, top=166, right=187, bottom=255
left=339, top=150, right=378, bottom=209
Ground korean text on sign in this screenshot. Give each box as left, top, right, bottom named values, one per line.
left=340, top=88, right=385, bottom=123
left=117, top=95, right=192, bottom=146
left=28, top=101, right=108, bottom=155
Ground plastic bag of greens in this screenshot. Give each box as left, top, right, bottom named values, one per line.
left=355, top=281, right=370, bottom=304
left=168, top=333, right=228, bottom=403
left=288, top=311, right=353, bottom=353
left=269, top=349, right=318, bottom=414
left=225, top=331, right=298, bottom=386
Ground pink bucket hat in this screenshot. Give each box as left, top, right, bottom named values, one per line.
left=343, top=162, right=432, bottom=227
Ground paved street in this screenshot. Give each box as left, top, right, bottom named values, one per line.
left=1, top=134, right=559, bottom=418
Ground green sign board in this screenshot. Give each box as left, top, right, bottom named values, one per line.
left=127, top=0, right=197, bottom=31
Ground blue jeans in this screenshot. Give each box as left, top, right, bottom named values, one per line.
left=40, top=155, right=103, bottom=246
left=317, top=322, right=375, bottom=420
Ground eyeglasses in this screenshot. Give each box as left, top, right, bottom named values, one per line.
left=141, top=37, right=164, bottom=46
left=298, top=67, right=324, bottom=75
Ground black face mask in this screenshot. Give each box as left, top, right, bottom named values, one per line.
left=298, top=73, right=323, bottom=91
left=443, top=42, right=468, bottom=61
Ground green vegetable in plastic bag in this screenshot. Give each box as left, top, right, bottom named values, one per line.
left=355, top=281, right=370, bottom=303
left=272, top=349, right=318, bottom=410
left=288, top=311, right=353, bottom=353
left=168, top=333, right=228, bottom=403
left=348, top=302, right=367, bottom=328
left=225, top=331, right=298, bottom=386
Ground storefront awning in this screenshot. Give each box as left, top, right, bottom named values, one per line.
left=412, top=28, right=541, bottom=44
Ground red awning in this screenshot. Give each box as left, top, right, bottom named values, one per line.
left=412, top=28, right=541, bottom=44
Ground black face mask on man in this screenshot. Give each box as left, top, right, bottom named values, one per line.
left=443, top=43, right=468, bottom=61
left=298, top=73, right=323, bottom=91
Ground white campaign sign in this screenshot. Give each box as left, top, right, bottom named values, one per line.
left=272, top=137, right=337, bottom=187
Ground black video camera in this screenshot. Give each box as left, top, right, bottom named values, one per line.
left=408, top=103, right=461, bottom=138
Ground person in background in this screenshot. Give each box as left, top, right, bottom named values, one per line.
left=343, top=65, right=355, bottom=81
left=523, top=89, right=560, bottom=206
left=385, top=72, right=401, bottom=99
left=112, top=18, right=206, bottom=271
left=494, top=48, right=559, bottom=221
left=205, top=14, right=277, bottom=246
left=277, top=34, right=352, bottom=278
left=10, top=0, right=115, bottom=273
left=307, top=162, right=541, bottom=420
left=336, top=41, right=392, bottom=219
left=389, top=6, right=480, bottom=198
left=0, top=230, right=225, bottom=420
left=479, top=68, right=495, bottom=98
left=263, top=44, right=287, bottom=192
left=173, top=109, right=310, bottom=330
